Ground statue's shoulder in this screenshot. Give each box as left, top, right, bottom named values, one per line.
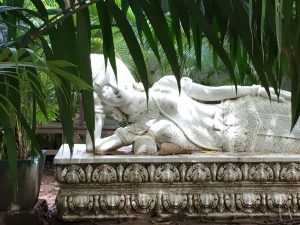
left=152, top=76, right=193, bottom=95
left=156, top=75, right=176, bottom=84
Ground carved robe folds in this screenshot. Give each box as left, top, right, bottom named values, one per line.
left=223, top=96, right=300, bottom=152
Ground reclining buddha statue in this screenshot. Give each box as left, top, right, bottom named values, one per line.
left=86, top=54, right=299, bottom=155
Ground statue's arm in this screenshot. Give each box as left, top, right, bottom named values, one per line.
left=88, top=126, right=139, bottom=154
left=86, top=92, right=127, bottom=154
left=93, top=134, right=124, bottom=154
left=186, top=82, right=290, bottom=102
left=187, top=83, right=254, bottom=101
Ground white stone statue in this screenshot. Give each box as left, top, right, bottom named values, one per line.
left=86, top=54, right=300, bottom=155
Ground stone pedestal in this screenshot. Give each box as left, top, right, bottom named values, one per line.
left=54, top=144, right=300, bottom=221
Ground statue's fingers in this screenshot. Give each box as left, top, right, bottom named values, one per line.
left=270, top=93, right=285, bottom=102
left=268, top=87, right=275, bottom=95
left=135, top=145, right=147, bottom=155
left=280, top=90, right=289, bottom=95
left=281, top=91, right=291, bottom=100
left=276, top=95, right=285, bottom=102
left=279, top=96, right=285, bottom=102
left=269, top=88, right=291, bottom=101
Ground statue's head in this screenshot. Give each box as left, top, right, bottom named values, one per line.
left=91, top=54, right=141, bottom=107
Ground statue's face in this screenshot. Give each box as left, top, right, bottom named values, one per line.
left=91, top=54, right=135, bottom=107
left=96, top=83, right=133, bottom=107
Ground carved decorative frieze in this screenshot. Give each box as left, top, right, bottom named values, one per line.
left=225, top=193, right=236, bottom=212
left=100, top=194, right=125, bottom=215
left=162, top=194, right=187, bottom=213
left=217, top=163, right=242, bottom=182
left=186, top=163, right=211, bottom=182
left=267, top=193, right=291, bottom=213
left=273, top=163, right=281, bottom=181
left=123, top=164, right=148, bottom=183
left=68, top=195, right=93, bottom=216
left=193, top=193, right=218, bottom=213
left=241, top=163, right=249, bottom=180
left=54, top=157, right=300, bottom=220
left=85, top=165, right=93, bottom=183
left=249, top=163, right=274, bottom=182
left=92, top=164, right=117, bottom=183
left=280, top=163, right=300, bottom=182
left=117, top=164, right=124, bottom=182
left=155, top=164, right=180, bottom=183
left=61, top=165, right=86, bottom=183
left=236, top=193, right=260, bottom=213
left=57, top=192, right=300, bottom=218
left=55, top=162, right=300, bottom=184
left=131, top=194, right=156, bottom=214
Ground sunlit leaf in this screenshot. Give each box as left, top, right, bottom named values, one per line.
left=96, top=0, right=117, bottom=77
left=107, top=0, right=149, bottom=97
left=76, top=4, right=95, bottom=152
left=139, top=0, right=181, bottom=91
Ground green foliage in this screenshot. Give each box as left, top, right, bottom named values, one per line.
left=3, top=0, right=299, bottom=128
left=1, top=0, right=300, bottom=199
left=0, top=47, right=89, bottom=197
left=35, top=73, right=58, bottom=125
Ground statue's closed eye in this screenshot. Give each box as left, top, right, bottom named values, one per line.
left=115, top=90, right=121, bottom=98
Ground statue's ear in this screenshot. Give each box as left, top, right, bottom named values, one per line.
left=94, top=84, right=113, bottom=101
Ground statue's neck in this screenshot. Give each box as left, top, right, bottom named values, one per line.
left=119, top=91, right=147, bottom=116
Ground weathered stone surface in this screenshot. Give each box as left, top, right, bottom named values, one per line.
left=54, top=145, right=300, bottom=221
left=55, top=144, right=300, bottom=164
left=87, top=54, right=296, bottom=155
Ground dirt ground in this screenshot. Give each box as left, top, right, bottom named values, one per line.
left=1, top=160, right=298, bottom=225
left=39, top=164, right=58, bottom=207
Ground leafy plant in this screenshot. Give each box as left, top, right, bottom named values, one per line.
left=35, top=73, right=58, bottom=125
left=0, top=47, right=89, bottom=196
left=2, top=0, right=300, bottom=197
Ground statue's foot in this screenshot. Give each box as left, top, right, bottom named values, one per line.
left=133, top=136, right=158, bottom=155
left=134, top=145, right=158, bottom=155
left=159, top=143, right=189, bottom=155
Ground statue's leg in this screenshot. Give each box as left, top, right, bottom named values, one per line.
left=86, top=93, right=125, bottom=154
left=159, top=143, right=191, bottom=155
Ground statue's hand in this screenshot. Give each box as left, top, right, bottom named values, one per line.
left=86, top=134, right=124, bottom=154
left=251, top=85, right=291, bottom=102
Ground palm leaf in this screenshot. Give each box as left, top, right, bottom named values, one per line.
left=128, top=0, right=161, bottom=64
left=76, top=4, right=95, bottom=152
left=96, top=0, right=117, bottom=77
left=139, top=0, right=181, bottom=91
left=107, top=0, right=149, bottom=97
left=184, top=0, right=237, bottom=87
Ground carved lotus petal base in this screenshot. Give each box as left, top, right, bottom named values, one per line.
left=54, top=145, right=300, bottom=221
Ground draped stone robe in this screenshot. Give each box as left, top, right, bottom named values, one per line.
left=114, top=76, right=300, bottom=153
